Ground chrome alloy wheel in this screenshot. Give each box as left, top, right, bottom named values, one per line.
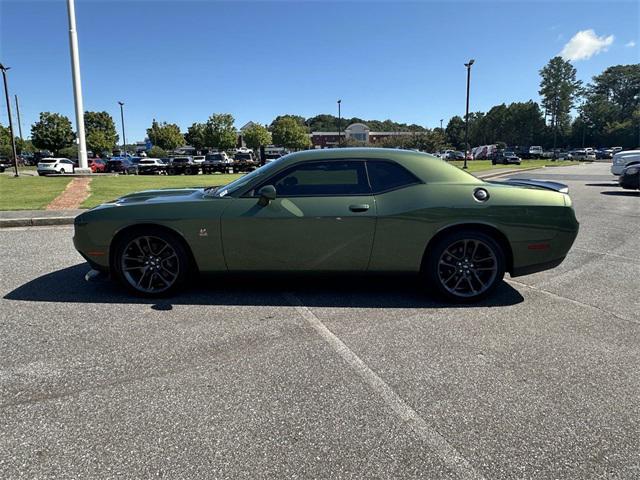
left=437, top=238, right=498, bottom=298
left=120, top=235, right=180, bottom=293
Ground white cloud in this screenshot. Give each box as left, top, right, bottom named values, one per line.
left=625, top=40, right=637, bottom=48
left=560, top=29, right=614, bottom=61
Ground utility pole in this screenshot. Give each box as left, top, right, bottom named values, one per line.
left=66, top=0, right=90, bottom=172
left=337, top=99, right=342, bottom=147
left=440, top=119, right=443, bottom=130
left=118, top=101, right=126, bottom=155
left=14, top=95, right=23, bottom=141
left=0, top=64, right=19, bottom=177
left=463, top=59, right=475, bottom=170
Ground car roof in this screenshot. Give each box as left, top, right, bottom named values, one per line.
left=272, top=148, right=481, bottom=184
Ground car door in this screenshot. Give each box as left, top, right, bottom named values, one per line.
left=221, top=159, right=377, bottom=271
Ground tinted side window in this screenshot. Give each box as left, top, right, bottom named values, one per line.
left=367, top=160, right=421, bottom=193
left=259, top=161, right=369, bottom=196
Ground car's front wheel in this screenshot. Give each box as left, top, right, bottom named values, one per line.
left=112, top=228, right=190, bottom=297
left=426, top=231, right=505, bottom=302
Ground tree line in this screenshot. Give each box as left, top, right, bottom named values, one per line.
left=1, top=59, right=637, bottom=158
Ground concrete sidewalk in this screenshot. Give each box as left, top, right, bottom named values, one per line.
left=0, top=166, right=542, bottom=228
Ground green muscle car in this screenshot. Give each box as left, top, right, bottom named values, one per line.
left=74, top=148, right=579, bottom=302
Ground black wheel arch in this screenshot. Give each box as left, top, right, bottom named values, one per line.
left=422, top=223, right=514, bottom=274
left=109, top=223, right=199, bottom=275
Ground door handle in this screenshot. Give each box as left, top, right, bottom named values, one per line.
left=349, top=204, right=370, bottom=212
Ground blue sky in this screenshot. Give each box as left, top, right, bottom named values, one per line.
left=1, top=0, right=638, bottom=141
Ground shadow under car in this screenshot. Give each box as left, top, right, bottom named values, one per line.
left=4, top=263, right=524, bottom=309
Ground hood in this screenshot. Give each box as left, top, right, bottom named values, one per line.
left=115, top=188, right=206, bottom=205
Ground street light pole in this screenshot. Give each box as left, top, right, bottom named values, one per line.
left=337, top=99, right=342, bottom=147
left=66, top=0, right=89, bottom=172
left=440, top=118, right=443, bottom=130
left=14, top=95, right=23, bottom=141
left=463, top=59, right=475, bottom=170
left=118, top=101, right=126, bottom=155
left=0, top=64, right=19, bottom=177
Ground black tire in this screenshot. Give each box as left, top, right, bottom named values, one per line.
left=425, top=230, right=505, bottom=303
left=112, top=227, right=191, bottom=297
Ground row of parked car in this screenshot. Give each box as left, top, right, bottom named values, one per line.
left=35, top=148, right=284, bottom=176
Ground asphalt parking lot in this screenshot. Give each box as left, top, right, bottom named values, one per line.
left=1, top=162, right=638, bottom=479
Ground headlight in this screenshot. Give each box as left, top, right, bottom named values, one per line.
left=626, top=167, right=639, bottom=175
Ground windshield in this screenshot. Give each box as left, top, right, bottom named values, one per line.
left=235, top=153, right=253, bottom=160
left=211, top=159, right=284, bottom=197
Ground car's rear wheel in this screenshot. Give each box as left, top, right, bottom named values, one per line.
left=426, top=231, right=505, bottom=302
left=112, top=228, right=189, bottom=297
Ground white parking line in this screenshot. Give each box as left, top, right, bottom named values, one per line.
left=284, top=292, right=485, bottom=480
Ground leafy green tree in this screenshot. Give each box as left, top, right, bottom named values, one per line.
left=84, top=111, right=118, bottom=153
left=445, top=116, right=466, bottom=149
left=243, top=123, right=272, bottom=150
left=271, top=116, right=311, bottom=150
left=58, top=146, right=79, bottom=159
left=539, top=56, right=583, bottom=147
left=147, top=146, right=167, bottom=158
left=205, top=114, right=237, bottom=151
left=85, top=130, right=114, bottom=155
left=184, top=122, right=207, bottom=151
left=147, top=120, right=184, bottom=151
left=31, top=112, right=75, bottom=154
left=271, top=115, right=306, bottom=129
left=580, top=64, right=640, bottom=148
left=16, top=138, right=35, bottom=155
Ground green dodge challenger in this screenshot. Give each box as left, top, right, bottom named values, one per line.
left=74, top=148, right=579, bottom=302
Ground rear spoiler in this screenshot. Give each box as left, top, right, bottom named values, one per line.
left=491, top=178, right=569, bottom=194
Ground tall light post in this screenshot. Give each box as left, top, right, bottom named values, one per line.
left=66, top=0, right=89, bottom=172
left=463, top=59, right=475, bottom=170
left=14, top=95, right=23, bottom=142
left=0, top=64, right=19, bottom=177
left=337, top=99, right=342, bottom=147
left=118, top=101, right=126, bottom=155
left=440, top=118, right=443, bottom=130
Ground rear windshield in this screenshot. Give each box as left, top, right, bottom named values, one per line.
left=235, top=153, right=253, bottom=160
left=206, top=154, right=224, bottom=160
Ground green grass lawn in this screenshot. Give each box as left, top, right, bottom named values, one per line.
left=81, top=173, right=242, bottom=208
left=450, top=159, right=580, bottom=173
left=0, top=175, right=72, bottom=210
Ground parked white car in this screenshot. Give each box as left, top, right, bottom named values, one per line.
left=529, top=146, right=543, bottom=158
left=37, top=158, right=75, bottom=175
left=611, top=150, right=640, bottom=175
left=192, top=155, right=206, bottom=164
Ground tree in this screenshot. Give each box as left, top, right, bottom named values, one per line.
left=84, top=111, right=118, bottom=153
left=147, top=146, right=167, bottom=158
left=147, top=120, right=184, bottom=151
left=581, top=64, right=640, bottom=148
left=184, top=122, right=207, bottom=151
left=270, top=114, right=306, bottom=129
left=31, top=112, right=75, bottom=154
left=271, top=116, right=311, bottom=150
left=205, top=113, right=237, bottom=151
left=539, top=56, right=583, bottom=148
left=85, top=130, right=114, bottom=155
left=445, top=116, right=466, bottom=149
left=243, top=123, right=272, bottom=150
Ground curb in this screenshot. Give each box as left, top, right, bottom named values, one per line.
left=0, top=216, right=76, bottom=228
left=477, top=166, right=542, bottom=180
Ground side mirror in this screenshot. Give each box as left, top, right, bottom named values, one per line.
left=257, top=185, right=276, bottom=206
